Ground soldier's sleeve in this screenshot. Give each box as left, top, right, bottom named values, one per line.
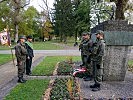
left=15, top=45, right=22, bottom=62
left=79, top=40, right=83, bottom=50
left=25, top=43, right=29, bottom=56
left=98, top=40, right=105, bottom=57
left=88, top=40, right=93, bottom=53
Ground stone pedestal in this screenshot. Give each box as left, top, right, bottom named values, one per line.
left=103, top=46, right=130, bottom=81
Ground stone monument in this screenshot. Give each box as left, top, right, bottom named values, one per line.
left=91, top=20, right=133, bottom=81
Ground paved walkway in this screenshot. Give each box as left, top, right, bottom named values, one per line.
left=0, top=50, right=80, bottom=56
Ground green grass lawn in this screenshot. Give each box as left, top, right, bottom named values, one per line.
left=53, top=37, right=81, bottom=47
left=65, top=37, right=81, bottom=47
left=0, top=45, right=15, bottom=50
left=32, top=56, right=81, bottom=75
left=0, top=54, right=13, bottom=65
left=4, top=79, right=49, bottom=100
left=0, top=38, right=80, bottom=50
left=128, top=60, right=133, bottom=66
left=0, top=41, right=63, bottom=50
left=33, top=41, right=63, bottom=50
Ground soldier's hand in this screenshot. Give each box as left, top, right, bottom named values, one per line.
left=19, top=61, right=22, bottom=65
left=27, top=56, right=30, bottom=59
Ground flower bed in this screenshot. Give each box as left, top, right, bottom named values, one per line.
left=50, top=78, right=80, bottom=100
left=57, top=61, right=73, bottom=75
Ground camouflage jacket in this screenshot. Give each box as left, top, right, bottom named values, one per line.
left=92, top=39, right=105, bottom=62
left=79, top=39, right=93, bottom=56
left=15, top=42, right=27, bottom=62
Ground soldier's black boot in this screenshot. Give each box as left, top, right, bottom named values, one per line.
left=91, top=84, right=100, bottom=92
left=22, top=78, right=27, bottom=82
left=90, top=84, right=97, bottom=88
left=22, top=76, right=27, bottom=82
left=18, top=77, right=26, bottom=83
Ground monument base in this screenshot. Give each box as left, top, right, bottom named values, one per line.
left=103, top=46, right=131, bottom=81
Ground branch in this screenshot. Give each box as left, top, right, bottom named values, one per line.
left=21, top=0, right=30, bottom=8
left=39, top=5, right=47, bottom=12
left=0, top=0, right=7, bottom=3
left=39, top=0, right=51, bottom=20
left=14, top=0, right=30, bottom=10
left=90, top=20, right=97, bottom=26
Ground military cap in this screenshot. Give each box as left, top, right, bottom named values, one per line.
left=27, top=35, right=33, bottom=39
left=82, top=31, right=91, bottom=36
left=95, top=30, right=104, bottom=35
left=19, top=35, right=26, bottom=40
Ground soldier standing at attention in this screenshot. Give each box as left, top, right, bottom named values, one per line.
left=79, top=32, right=93, bottom=81
left=90, top=30, right=105, bottom=91
left=25, top=35, right=34, bottom=75
left=15, top=36, right=27, bottom=83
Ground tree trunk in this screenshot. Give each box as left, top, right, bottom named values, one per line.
left=60, top=33, right=63, bottom=42
left=75, top=32, right=77, bottom=42
left=115, top=0, right=128, bottom=20
left=63, top=35, right=67, bottom=44
left=14, top=24, right=18, bottom=42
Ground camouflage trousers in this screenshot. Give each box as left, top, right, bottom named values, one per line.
left=17, top=61, right=26, bottom=78
left=92, top=60, right=103, bottom=85
left=81, top=54, right=93, bottom=76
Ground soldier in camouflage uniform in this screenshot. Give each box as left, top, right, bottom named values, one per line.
left=15, top=36, right=27, bottom=83
left=90, top=30, right=105, bottom=91
left=79, top=32, right=93, bottom=81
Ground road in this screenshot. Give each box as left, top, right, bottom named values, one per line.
left=0, top=50, right=81, bottom=56
left=1, top=49, right=133, bottom=59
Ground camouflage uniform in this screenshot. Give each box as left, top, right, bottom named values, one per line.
left=79, top=34, right=93, bottom=77
left=15, top=39, right=27, bottom=82
left=91, top=32, right=105, bottom=91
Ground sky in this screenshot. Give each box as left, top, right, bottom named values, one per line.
left=29, top=0, right=55, bottom=11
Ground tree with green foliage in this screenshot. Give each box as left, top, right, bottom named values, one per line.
left=74, top=0, right=91, bottom=36
left=53, top=0, right=91, bottom=42
left=95, top=0, right=133, bottom=20
left=0, top=0, right=51, bottom=42
left=19, top=6, right=38, bottom=36
left=0, top=1, right=11, bottom=31
left=110, top=0, right=129, bottom=20
left=90, top=0, right=133, bottom=27
left=90, top=1, right=114, bottom=27
left=53, top=0, right=75, bottom=43
left=9, top=0, right=30, bottom=42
